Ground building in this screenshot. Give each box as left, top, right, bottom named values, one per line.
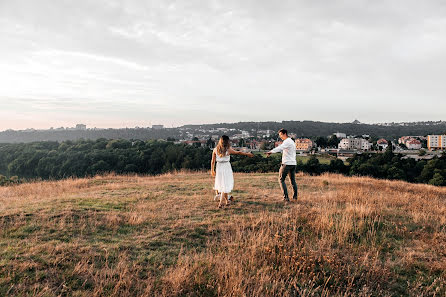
left=361, top=140, right=372, bottom=151
left=339, top=138, right=360, bottom=150
left=377, top=139, right=388, bottom=150
left=258, top=130, right=273, bottom=137
left=333, top=132, right=347, bottom=139
left=399, top=136, right=422, bottom=150
left=398, top=136, right=412, bottom=144
left=152, top=125, right=164, bottom=129
left=241, top=130, right=250, bottom=138
left=75, top=124, right=87, bottom=130
left=338, top=138, right=372, bottom=151
left=295, top=138, right=313, bottom=152
left=406, top=139, right=422, bottom=150
left=427, top=135, right=446, bottom=150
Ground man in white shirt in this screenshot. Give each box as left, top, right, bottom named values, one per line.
left=266, top=129, right=298, bottom=202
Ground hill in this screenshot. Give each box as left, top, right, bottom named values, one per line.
left=1, top=172, right=445, bottom=296
left=1, top=120, right=446, bottom=143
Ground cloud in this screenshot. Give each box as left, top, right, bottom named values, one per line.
left=0, top=0, right=445, bottom=130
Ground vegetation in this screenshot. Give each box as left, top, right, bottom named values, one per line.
left=0, top=175, right=19, bottom=186
left=0, top=139, right=211, bottom=179
left=1, top=140, right=445, bottom=186
left=0, top=172, right=445, bottom=296
left=348, top=148, right=446, bottom=186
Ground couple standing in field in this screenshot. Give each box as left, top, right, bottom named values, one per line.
left=211, top=129, right=298, bottom=208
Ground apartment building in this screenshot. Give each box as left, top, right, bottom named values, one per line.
left=338, top=138, right=372, bottom=151
left=399, top=136, right=422, bottom=150
left=295, top=138, right=313, bottom=152
left=406, top=139, right=422, bottom=150
left=427, top=135, right=446, bottom=150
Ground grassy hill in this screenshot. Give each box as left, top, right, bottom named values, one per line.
left=0, top=172, right=445, bottom=296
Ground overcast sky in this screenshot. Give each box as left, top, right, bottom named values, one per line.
left=1, top=0, right=445, bottom=130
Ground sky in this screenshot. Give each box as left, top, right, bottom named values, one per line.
left=1, top=0, right=446, bottom=130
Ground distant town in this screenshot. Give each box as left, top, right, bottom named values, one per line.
left=1, top=120, right=445, bottom=162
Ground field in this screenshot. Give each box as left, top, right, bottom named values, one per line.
left=1, top=172, right=445, bottom=296
left=296, top=154, right=335, bottom=165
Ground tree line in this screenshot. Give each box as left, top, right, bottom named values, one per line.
left=0, top=139, right=445, bottom=186
left=0, top=139, right=211, bottom=180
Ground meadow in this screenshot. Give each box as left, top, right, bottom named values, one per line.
left=0, top=171, right=445, bottom=296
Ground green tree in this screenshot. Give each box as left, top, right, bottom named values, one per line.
left=206, top=138, right=215, bottom=148
left=305, top=156, right=321, bottom=175
left=315, top=136, right=328, bottom=148
left=327, top=135, right=340, bottom=147
left=429, top=172, right=445, bottom=186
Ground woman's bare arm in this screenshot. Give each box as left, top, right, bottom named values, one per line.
left=228, top=148, right=254, bottom=157
left=211, top=151, right=216, bottom=176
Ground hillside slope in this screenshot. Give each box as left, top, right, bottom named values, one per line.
left=1, top=172, right=445, bottom=296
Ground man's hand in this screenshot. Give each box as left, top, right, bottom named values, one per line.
left=211, top=170, right=216, bottom=177
left=265, top=152, right=272, bottom=157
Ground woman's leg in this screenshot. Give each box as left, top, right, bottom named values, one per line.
left=223, top=193, right=229, bottom=205
left=218, top=192, right=224, bottom=208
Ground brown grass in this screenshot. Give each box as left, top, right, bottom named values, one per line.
left=0, top=172, right=445, bottom=296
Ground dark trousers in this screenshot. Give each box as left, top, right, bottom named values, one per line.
left=278, top=164, right=298, bottom=200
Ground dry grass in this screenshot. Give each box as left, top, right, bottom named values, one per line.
left=0, top=172, right=445, bottom=296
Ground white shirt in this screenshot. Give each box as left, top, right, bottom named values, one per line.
left=269, top=137, right=297, bottom=165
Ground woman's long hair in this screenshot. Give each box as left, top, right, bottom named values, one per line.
left=216, top=135, right=230, bottom=157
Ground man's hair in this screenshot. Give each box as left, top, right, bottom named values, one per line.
left=278, top=128, right=288, bottom=135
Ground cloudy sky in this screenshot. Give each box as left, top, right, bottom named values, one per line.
left=1, top=0, right=445, bottom=130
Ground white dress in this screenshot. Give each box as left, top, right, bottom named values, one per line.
left=213, top=148, right=234, bottom=194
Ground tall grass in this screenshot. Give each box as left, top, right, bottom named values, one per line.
left=1, top=172, right=445, bottom=296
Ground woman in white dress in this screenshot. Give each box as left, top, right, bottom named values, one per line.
left=211, top=135, right=254, bottom=208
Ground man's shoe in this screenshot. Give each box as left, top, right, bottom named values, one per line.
left=283, top=198, right=290, bottom=203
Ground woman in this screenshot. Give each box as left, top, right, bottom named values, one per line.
left=211, top=135, right=254, bottom=208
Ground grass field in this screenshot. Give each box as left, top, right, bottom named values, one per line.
left=1, top=172, right=445, bottom=296
left=296, top=154, right=335, bottom=165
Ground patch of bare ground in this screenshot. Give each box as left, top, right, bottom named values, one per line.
left=1, top=172, right=445, bottom=296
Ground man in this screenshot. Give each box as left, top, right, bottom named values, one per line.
left=266, top=129, right=298, bottom=202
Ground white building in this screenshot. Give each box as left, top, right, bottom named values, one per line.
left=333, top=132, right=347, bottom=139
left=241, top=130, right=250, bottom=138
left=406, top=139, right=422, bottom=150
left=427, top=135, right=446, bottom=150
left=361, top=140, right=372, bottom=151
left=377, top=139, right=388, bottom=150
left=338, top=138, right=372, bottom=151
